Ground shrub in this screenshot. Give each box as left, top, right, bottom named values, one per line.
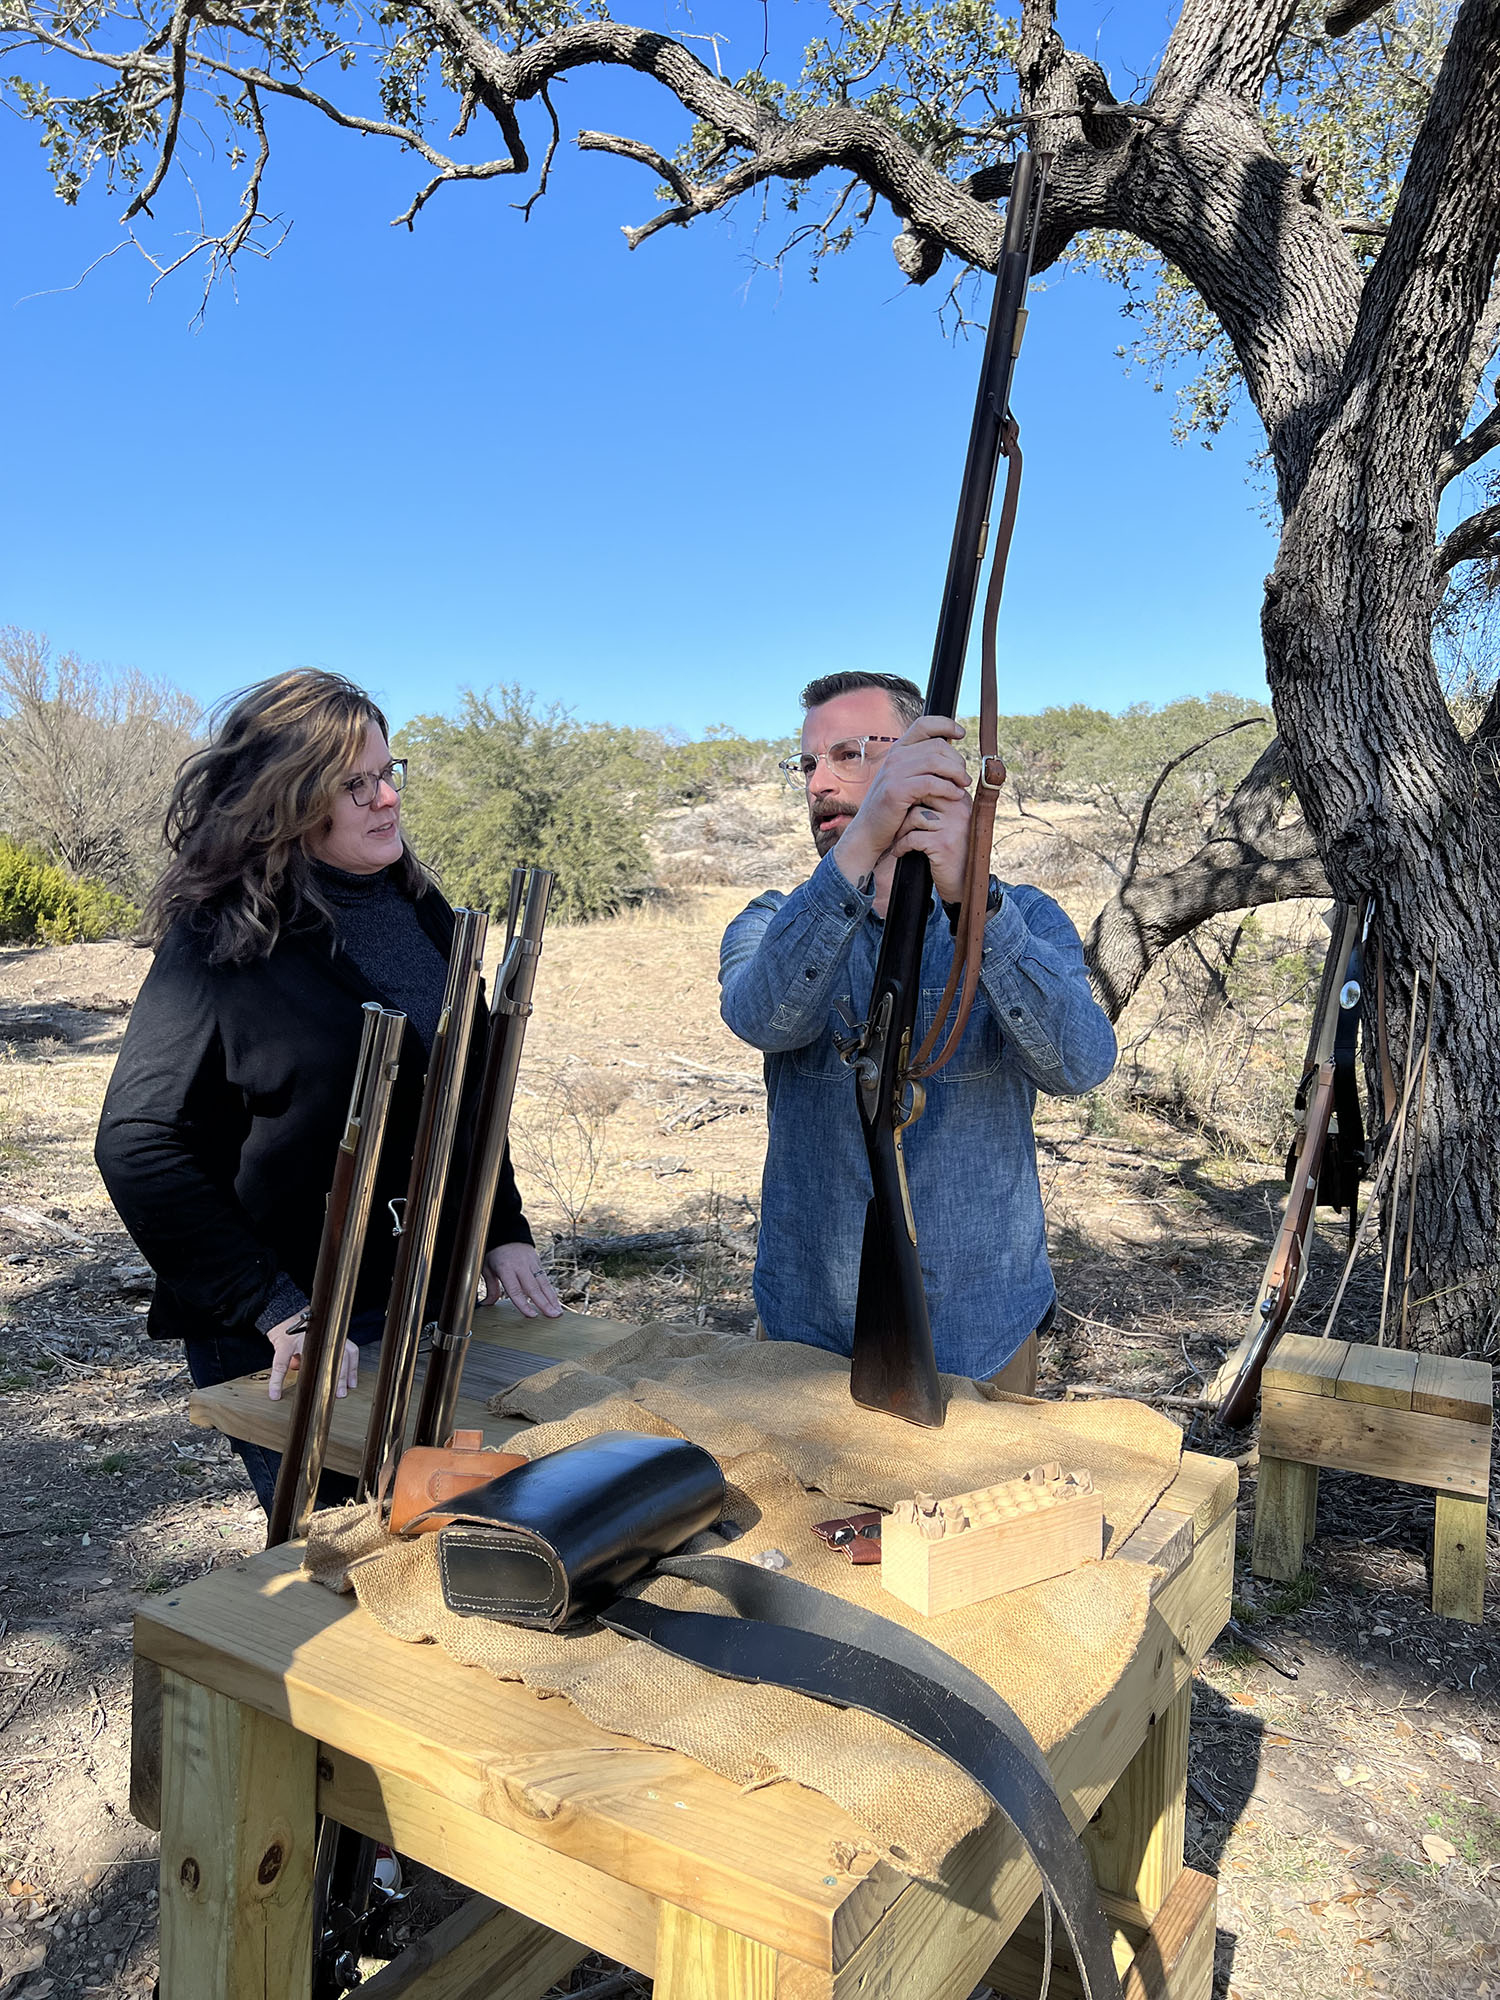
left=395, top=687, right=658, bottom=922
left=0, top=836, right=139, bottom=944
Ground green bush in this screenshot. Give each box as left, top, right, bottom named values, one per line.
left=0, top=836, right=139, bottom=944
left=395, top=688, right=659, bottom=923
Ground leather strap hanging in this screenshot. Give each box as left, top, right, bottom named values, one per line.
left=910, top=417, right=1022, bottom=1079
left=605, top=1552, right=1122, bottom=2000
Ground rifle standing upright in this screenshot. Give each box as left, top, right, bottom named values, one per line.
left=839, top=153, right=1048, bottom=1427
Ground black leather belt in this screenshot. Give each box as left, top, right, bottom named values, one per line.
left=602, top=1554, right=1123, bottom=2000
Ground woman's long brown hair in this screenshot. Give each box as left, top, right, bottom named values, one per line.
left=147, top=670, right=429, bottom=963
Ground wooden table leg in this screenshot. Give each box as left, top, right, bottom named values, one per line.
left=653, top=1903, right=778, bottom=1998
left=1083, top=1681, right=1190, bottom=1927
left=158, top=1668, right=317, bottom=1999
left=1433, top=1492, right=1487, bottom=1623
left=1251, top=1456, right=1317, bottom=1583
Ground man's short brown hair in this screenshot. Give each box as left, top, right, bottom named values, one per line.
left=799, top=671, right=923, bottom=729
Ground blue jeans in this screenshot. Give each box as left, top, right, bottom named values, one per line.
left=185, top=1309, right=386, bottom=1514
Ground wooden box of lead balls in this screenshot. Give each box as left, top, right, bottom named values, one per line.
left=880, top=1463, right=1103, bottom=1617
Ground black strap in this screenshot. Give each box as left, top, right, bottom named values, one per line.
left=601, top=1554, right=1122, bottom=2000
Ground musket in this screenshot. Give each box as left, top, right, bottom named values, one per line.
left=412, top=865, right=554, bottom=1448
left=266, top=1001, right=405, bottom=1547
left=358, top=906, right=489, bottom=1506
left=838, top=152, right=1048, bottom=1427
left=1209, top=903, right=1368, bottom=1429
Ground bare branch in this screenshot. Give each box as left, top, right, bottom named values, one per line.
left=1085, top=738, right=1325, bottom=1019
left=1121, top=716, right=1270, bottom=889
left=1325, top=0, right=1390, bottom=36
left=577, top=129, right=697, bottom=209
left=1437, top=382, right=1500, bottom=489
left=1437, top=502, right=1500, bottom=574
left=120, top=0, right=191, bottom=222
left=516, top=84, right=562, bottom=222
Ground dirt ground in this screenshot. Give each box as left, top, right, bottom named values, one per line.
left=1, top=801, right=1497, bottom=2000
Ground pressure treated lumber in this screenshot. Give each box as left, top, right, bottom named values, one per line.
left=1255, top=1334, right=1492, bottom=1621
left=157, top=1668, right=316, bottom=2000
left=1432, top=1493, right=1487, bottom=1624
left=1250, top=1457, right=1319, bottom=1585
left=1082, top=1681, right=1191, bottom=1925
left=356, top=1895, right=587, bottom=1999
left=1258, top=1387, right=1488, bottom=1492
left=988, top=1865, right=1216, bottom=2000
left=130, top=1653, right=163, bottom=1833
left=655, top=1905, right=778, bottom=2000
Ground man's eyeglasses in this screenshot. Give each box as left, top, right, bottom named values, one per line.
left=777, top=736, right=899, bottom=790
left=341, top=759, right=408, bottom=808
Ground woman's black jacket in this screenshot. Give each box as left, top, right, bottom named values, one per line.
left=94, top=887, right=531, bottom=1344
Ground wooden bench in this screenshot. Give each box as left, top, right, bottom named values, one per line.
left=1251, top=1332, right=1493, bottom=1624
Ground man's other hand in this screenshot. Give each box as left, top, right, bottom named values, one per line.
left=482, top=1243, right=564, bottom=1318
left=832, top=717, right=970, bottom=885
left=892, top=795, right=971, bottom=903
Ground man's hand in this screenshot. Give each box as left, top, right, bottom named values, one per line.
left=482, top=1243, right=564, bottom=1319
left=266, top=1311, right=360, bottom=1401
left=831, top=718, right=970, bottom=887
left=892, top=795, right=971, bottom=904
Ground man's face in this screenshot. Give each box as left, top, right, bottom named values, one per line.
left=800, top=691, right=907, bottom=857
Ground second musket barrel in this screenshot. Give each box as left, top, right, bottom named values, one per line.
left=267, top=1001, right=406, bottom=1548
left=358, top=907, right=490, bottom=1504
left=413, top=865, right=555, bottom=1449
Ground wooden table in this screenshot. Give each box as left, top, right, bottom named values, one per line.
left=135, top=1314, right=1236, bottom=2000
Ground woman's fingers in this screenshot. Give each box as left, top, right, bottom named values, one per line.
left=267, top=1329, right=301, bottom=1401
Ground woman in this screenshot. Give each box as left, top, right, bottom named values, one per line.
left=95, top=670, right=561, bottom=1510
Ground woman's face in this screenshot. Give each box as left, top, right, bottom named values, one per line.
left=306, top=723, right=405, bottom=875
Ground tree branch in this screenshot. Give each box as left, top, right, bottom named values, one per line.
left=1084, top=738, right=1325, bottom=1019
left=1325, top=0, right=1390, bottom=35
left=1121, top=716, right=1270, bottom=888
left=1437, top=501, right=1500, bottom=573
left=1437, top=384, right=1500, bottom=489
left=1154, top=0, right=1301, bottom=105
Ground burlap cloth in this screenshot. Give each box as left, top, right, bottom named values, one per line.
left=305, top=1327, right=1183, bottom=1879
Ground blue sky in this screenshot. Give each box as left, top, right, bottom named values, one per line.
left=0, top=0, right=1276, bottom=739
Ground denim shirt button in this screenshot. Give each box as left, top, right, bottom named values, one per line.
left=805, top=967, right=819, bottom=980
left=1009, top=1007, right=1024, bottom=1020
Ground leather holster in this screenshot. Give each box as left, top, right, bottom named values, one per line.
left=388, top=1430, right=528, bottom=1536
left=428, top=1431, right=725, bottom=1631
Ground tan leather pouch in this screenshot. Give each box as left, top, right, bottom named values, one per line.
left=388, top=1430, right=528, bottom=1536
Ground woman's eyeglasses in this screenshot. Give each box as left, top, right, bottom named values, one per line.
left=777, top=736, right=899, bottom=790
left=341, top=759, right=408, bottom=807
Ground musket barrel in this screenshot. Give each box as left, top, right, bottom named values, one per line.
left=413, top=866, right=554, bottom=1448
left=848, top=153, right=1047, bottom=1426
left=358, top=908, right=490, bottom=1504
left=267, top=1002, right=405, bottom=1547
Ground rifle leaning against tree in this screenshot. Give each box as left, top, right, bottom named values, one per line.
left=1208, top=902, right=1369, bottom=1429
left=835, top=151, right=1048, bottom=1429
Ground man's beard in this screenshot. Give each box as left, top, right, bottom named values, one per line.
left=810, top=804, right=849, bottom=858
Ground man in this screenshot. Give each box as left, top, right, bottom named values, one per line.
left=719, top=670, right=1116, bottom=1391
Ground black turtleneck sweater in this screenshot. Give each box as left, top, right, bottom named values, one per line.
left=312, top=861, right=448, bottom=1053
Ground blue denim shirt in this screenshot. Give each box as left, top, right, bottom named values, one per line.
left=719, top=850, right=1117, bottom=1378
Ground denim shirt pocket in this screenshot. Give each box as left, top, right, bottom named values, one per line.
left=917, top=984, right=1003, bottom=1082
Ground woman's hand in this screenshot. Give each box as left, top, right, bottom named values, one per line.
left=482, top=1244, right=564, bottom=1319
left=265, top=1312, right=360, bottom=1401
